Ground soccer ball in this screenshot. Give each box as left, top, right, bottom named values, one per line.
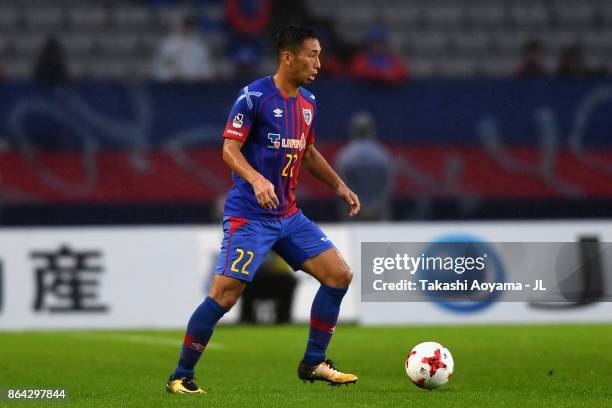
left=405, top=342, right=454, bottom=390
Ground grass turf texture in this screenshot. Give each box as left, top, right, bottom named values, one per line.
left=1, top=324, right=611, bottom=407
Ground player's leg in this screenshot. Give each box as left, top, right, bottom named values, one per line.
left=297, top=248, right=357, bottom=384
left=273, top=212, right=357, bottom=385
left=168, top=217, right=278, bottom=393
left=301, top=248, right=352, bottom=366
left=168, top=275, right=246, bottom=393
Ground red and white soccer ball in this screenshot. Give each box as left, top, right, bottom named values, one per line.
left=405, top=342, right=454, bottom=390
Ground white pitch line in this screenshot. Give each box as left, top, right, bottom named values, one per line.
left=67, top=333, right=222, bottom=349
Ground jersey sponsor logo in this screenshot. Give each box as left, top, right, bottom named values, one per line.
left=226, top=129, right=243, bottom=137
left=267, top=133, right=281, bottom=149
left=273, top=108, right=283, bottom=118
left=303, top=108, right=312, bottom=126
left=232, top=113, right=244, bottom=128
left=267, top=133, right=307, bottom=151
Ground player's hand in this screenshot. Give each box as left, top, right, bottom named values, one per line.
left=337, top=184, right=360, bottom=217
left=252, top=175, right=279, bottom=210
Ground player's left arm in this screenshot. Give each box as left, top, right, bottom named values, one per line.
left=302, top=144, right=360, bottom=217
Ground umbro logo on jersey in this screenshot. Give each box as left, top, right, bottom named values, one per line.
left=273, top=108, right=283, bottom=118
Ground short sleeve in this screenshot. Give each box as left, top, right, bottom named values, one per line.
left=223, top=87, right=258, bottom=143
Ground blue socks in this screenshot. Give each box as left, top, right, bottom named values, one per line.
left=173, top=296, right=226, bottom=379
left=303, top=284, right=348, bottom=366
left=173, top=285, right=346, bottom=377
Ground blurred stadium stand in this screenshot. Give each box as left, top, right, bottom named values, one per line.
left=0, top=0, right=611, bottom=79
left=0, top=1, right=611, bottom=225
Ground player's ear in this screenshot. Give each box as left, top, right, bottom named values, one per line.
left=280, top=50, right=293, bottom=67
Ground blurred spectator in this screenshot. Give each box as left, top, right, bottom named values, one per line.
left=314, top=30, right=347, bottom=77
left=557, top=45, right=588, bottom=78
left=514, top=39, right=546, bottom=77
left=34, top=37, right=71, bottom=85
left=350, top=27, right=408, bottom=84
left=153, top=16, right=214, bottom=81
left=335, top=111, right=394, bottom=220
left=226, top=0, right=271, bottom=37
left=224, top=0, right=270, bottom=81
left=233, top=47, right=261, bottom=80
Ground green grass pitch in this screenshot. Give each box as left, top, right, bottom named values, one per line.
left=1, top=324, right=611, bottom=407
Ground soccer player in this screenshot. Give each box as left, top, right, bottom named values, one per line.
left=167, top=25, right=360, bottom=394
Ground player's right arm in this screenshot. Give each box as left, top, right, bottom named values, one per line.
left=222, top=139, right=279, bottom=209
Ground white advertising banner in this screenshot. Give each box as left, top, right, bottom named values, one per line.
left=0, top=227, right=207, bottom=329
left=0, top=225, right=357, bottom=330
left=1, top=221, right=611, bottom=329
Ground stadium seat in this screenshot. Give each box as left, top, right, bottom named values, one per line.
left=0, top=6, right=20, bottom=30
left=465, top=5, right=506, bottom=28
left=509, top=5, right=549, bottom=27
left=12, top=33, right=46, bottom=56
left=482, top=55, right=517, bottom=76
left=380, top=7, right=421, bottom=28
left=60, top=33, right=96, bottom=55
left=68, top=59, right=87, bottom=78
left=3, top=59, right=32, bottom=79
left=449, top=32, right=492, bottom=55
left=23, top=7, right=64, bottom=30
left=336, top=7, right=374, bottom=31
left=111, top=6, right=153, bottom=30
left=423, top=5, right=464, bottom=28
left=404, top=32, right=448, bottom=55
left=581, top=30, right=612, bottom=53
left=0, top=37, right=7, bottom=55
left=600, top=5, right=612, bottom=26
left=436, top=56, right=477, bottom=77
left=140, top=33, right=165, bottom=55
left=493, top=30, right=531, bottom=53
left=86, top=58, right=129, bottom=79
left=552, top=5, right=594, bottom=28
left=96, top=33, right=140, bottom=55
left=540, top=30, right=579, bottom=53
left=407, top=57, right=435, bottom=77
left=67, top=7, right=108, bottom=29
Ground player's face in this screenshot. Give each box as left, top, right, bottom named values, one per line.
left=292, top=38, right=321, bottom=84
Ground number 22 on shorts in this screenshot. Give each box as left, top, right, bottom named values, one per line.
left=231, top=248, right=254, bottom=275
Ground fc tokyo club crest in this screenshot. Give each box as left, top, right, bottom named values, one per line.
left=302, top=108, right=312, bottom=126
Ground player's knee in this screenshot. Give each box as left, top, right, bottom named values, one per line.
left=327, top=264, right=353, bottom=288
left=209, top=288, right=241, bottom=311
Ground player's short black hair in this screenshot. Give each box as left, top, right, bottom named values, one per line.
left=274, top=25, right=318, bottom=55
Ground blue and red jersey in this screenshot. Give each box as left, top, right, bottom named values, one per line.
left=222, top=76, right=317, bottom=220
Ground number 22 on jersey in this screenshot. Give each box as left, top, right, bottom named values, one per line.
left=231, top=248, right=254, bottom=275
left=282, top=154, right=298, bottom=177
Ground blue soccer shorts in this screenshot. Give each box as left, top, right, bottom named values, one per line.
left=214, top=210, right=334, bottom=282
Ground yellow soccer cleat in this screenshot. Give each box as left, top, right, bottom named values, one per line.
left=166, top=376, right=206, bottom=394
left=298, top=359, right=358, bottom=386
